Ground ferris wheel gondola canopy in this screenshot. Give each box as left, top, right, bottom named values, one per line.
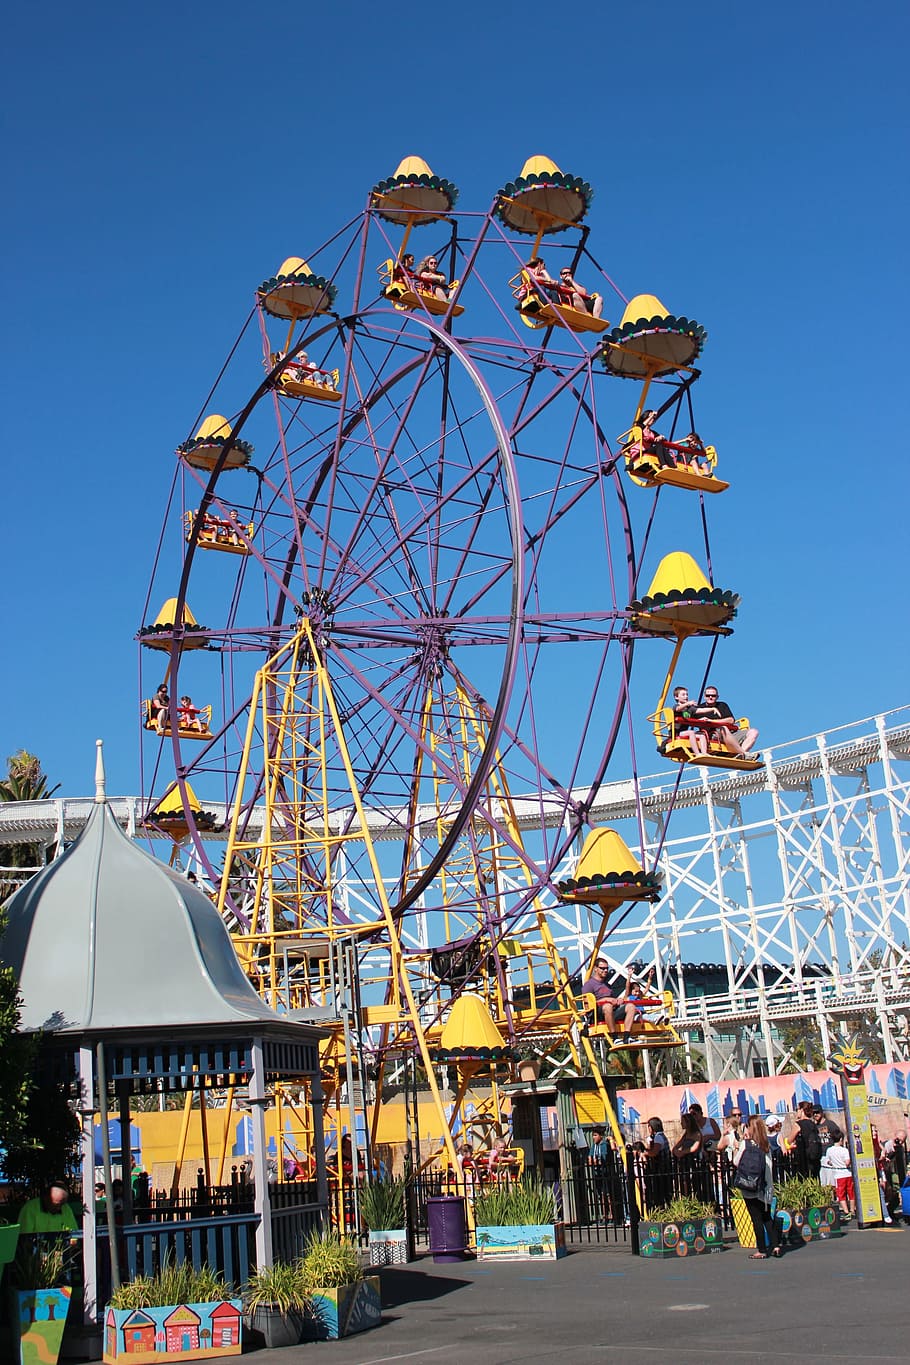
left=137, top=598, right=210, bottom=650
left=557, top=828, right=661, bottom=905
left=177, top=414, right=253, bottom=472
left=496, top=155, right=593, bottom=235
left=629, top=551, right=738, bottom=634
left=371, top=156, right=459, bottom=225
left=430, top=991, right=513, bottom=1062
left=602, top=294, right=706, bottom=378
left=257, top=257, right=337, bottom=320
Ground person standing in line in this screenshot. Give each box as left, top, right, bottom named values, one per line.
left=733, top=1115, right=782, bottom=1260
left=786, top=1100, right=822, bottom=1178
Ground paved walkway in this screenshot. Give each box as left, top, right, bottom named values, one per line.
left=226, top=1224, right=908, bottom=1365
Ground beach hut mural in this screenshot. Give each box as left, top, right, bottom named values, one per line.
left=210, top=1302, right=242, bottom=1350
left=164, top=1306, right=201, bottom=1354
left=121, top=1308, right=155, bottom=1354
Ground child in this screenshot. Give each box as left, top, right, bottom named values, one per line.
left=826, top=1135, right=854, bottom=1219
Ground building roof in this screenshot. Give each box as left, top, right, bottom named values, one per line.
left=0, top=764, right=290, bottom=1036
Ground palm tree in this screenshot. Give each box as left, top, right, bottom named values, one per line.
left=0, top=751, right=59, bottom=899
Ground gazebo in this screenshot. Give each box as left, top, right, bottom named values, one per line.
left=0, top=743, right=329, bottom=1327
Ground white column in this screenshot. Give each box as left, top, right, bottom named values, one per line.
left=78, top=1046, right=98, bottom=1324
left=249, top=1038, right=273, bottom=1267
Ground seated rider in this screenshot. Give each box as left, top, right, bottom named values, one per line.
left=671, top=685, right=708, bottom=755
left=521, top=257, right=559, bottom=303
left=178, top=695, right=205, bottom=733
left=557, top=266, right=604, bottom=318
left=581, top=958, right=638, bottom=1037
left=151, top=683, right=169, bottom=736
left=675, top=431, right=708, bottom=471
left=696, top=685, right=759, bottom=758
left=415, top=255, right=454, bottom=301
left=624, top=409, right=671, bottom=470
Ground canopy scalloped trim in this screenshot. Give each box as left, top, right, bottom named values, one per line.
left=177, top=435, right=254, bottom=457
left=428, top=1045, right=515, bottom=1061
left=557, top=870, right=662, bottom=899
left=629, top=588, right=739, bottom=618
left=257, top=273, right=338, bottom=305
left=372, top=172, right=458, bottom=207
left=604, top=314, right=707, bottom=346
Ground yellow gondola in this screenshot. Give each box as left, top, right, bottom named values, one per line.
left=556, top=828, right=661, bottom=906
left=269, top=355, right=342, bottom=402
left=257, top=258, right=337, bottom=322
left=650, top=705, right=763, bottom=771
left=510, top=268, right=609, bottom=335
left=185, top=510, right=254, bottom=555
left=580, top=986, right=683, bottom=1051
left=620, top=425, right=728, bottom=494
left=378, top=259, right=464, bottom=317
left=142, top=698, right=213, bottom=741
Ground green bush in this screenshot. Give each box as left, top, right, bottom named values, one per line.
left=473, top=1176, right=555, bottom=1227
left=243, top=1259, right=312, bottom=1315
left=772, top=1176, right=830, bottom=1213
left=109, top=1258, right=234, bottom=1309
left=300, top=1229, right=363, bottom=1288
left=360, top=1177, right=405, bottom=1230
left=646, top=1195, right=715, bottom=1223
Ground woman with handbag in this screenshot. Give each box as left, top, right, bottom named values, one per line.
left=733, top=1115, right=782, bottom=1260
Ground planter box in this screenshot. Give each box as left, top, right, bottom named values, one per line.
left=779, top=1204, right=843, bottom=1245
left=303, top=1277, right=381, bottom=1340
left=16, top=1287, right=72, bottom=1365
left=367, top=1228, right=408, bottom=1266
left=103, top=1299, right=242, bottom=1362
left=243, top=1304, right=308, bottom=1350
left=639, top=1216, right=725, bottom=1259
left=475, top=1223, right=566, bottom=1261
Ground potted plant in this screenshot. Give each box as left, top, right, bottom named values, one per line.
left=103, top=1259, right=242, bottom=1362
left=638, top=1195, right=725, bottom=1259
left=773, top=1176, right=843, bottom=1246
left=11, top=1240, right=72, bottom=1365
left=361, top=1177, right=409, bottom=1266
left=299, top=1229, right=381, bottom=1340
left=473, top=1176, right=566, bottom=1261
left=242, top=1259, right=313, bottom=1350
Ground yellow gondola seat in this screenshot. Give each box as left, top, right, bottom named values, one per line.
left=652, top=705, right=763, bottom=770
left=269, top=354, right=342, bottom=401
left=186, top=510, right=254, bottom=554
left=579, top=988, right=683, bottom=1049
left=378, top=259, right=464, bottom=317
left=510, top=268, right=609, bottom=334
left=621, top=427, right=728, bottom=493
left=143, top=698, right=213, bottom=741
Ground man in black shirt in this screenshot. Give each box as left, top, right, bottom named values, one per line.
left=697, top=685, right=759, bottom=758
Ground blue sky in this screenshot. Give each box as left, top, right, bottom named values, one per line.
left=4, top=1, right=908, bottom=801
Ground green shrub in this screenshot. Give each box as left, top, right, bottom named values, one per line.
left=646, top=1195, right=715, bottom=1223
left=243, top=1259, right=311, bottom=1315
left=300, top=1229, right=362, bottom=1288
left=109, top=1258, right=234, bottom=1309
left=773, top=1176, right=830, bottom=1213
left=13, top=1241, right=67, bottom=1289
left=473, top=1176, right=555, bottom=1227
left=360, top=1177, right=405, bottom=1230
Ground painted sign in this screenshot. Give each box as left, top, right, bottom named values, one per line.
left=832, top=1042, right=882, bottom=1228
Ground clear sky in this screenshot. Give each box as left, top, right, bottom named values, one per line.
left=4, top=1, right=908, bottom=800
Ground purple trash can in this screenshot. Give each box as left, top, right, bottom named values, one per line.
left=426, top=1195, right=469, bottom=1262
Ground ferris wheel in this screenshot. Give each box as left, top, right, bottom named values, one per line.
left=139, top=155, right=729, bottom=1156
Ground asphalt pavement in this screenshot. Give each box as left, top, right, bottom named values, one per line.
left=222, top=1224, right=909, bottom=1365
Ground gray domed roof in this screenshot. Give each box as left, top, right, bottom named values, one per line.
left=0, top=790, right=281, bottom=1036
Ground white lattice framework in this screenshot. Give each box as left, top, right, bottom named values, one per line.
left=3, top=708, right=909, bottom=1077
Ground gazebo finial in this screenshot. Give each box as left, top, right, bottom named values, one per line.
left=94, top=739, right=106, bottom=804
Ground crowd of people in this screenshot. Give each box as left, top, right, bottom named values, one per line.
left=584, top=1100, right=908, bottom=1254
